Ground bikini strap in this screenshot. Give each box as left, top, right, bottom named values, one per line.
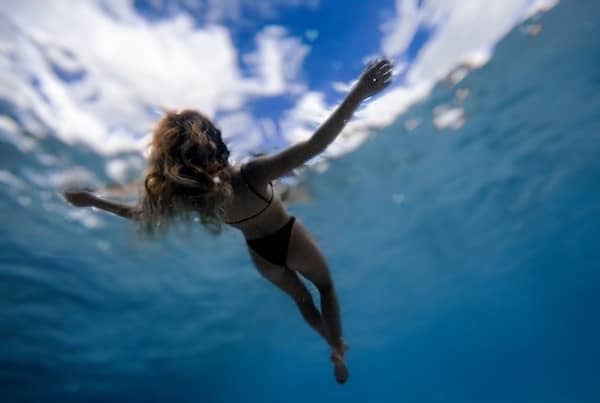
left=225, top=164, right=273, bottom=225
left=240, top=163, right=273, bottom=203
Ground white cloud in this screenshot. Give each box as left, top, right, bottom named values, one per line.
left=1, top=0, right=311, bottom=156
left=433, top=105, right=465, bottom=131
left=382, top=0, right=559, bottom=84
left=0, top=0, right=558, bottom=170
left=0, top=170, right=27, bottom=190
left=242, top=26, right=310, bottom=97
left=381, top=0, right=421, bottom=58
left=0, top=115, right=36, bottom=152
left=106, top=157, right=143, bottom=183
left=68, top=208, right=104, bottom=229
left=331, top=81, right=354, bottom=94
left=203, top=0, right=319, bottom=23
left=280, top=91, right=329, bottom=143
left=216, top=111, right=265, bottom=161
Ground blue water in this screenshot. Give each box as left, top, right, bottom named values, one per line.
left=2, top=2, right=600, bottom=402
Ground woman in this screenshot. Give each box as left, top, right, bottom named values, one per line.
left=64, top=59, right=393, bottom=384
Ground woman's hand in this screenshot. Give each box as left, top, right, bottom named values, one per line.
left=351, top=58, right=394, bottom=100
left=63, top=190, right=96, bottom=207
left=63, top=190, right=139, bottom=220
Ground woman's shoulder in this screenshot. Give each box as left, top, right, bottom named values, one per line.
left=240, top=159, right=273, bottom=186
left=234, top=160, right=273, bottom=199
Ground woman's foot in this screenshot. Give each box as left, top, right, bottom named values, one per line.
left=330, top=350, right=349, bottom=384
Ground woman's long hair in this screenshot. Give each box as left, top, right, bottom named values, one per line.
left=138, top=109, right=232, bottom=234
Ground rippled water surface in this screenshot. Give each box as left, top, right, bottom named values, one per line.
left=1, top=2, right=600, bottom=402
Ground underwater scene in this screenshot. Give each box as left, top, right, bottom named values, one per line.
left=1, top=1, right=599, bottom=402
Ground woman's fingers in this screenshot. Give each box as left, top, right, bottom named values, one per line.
left=379, top=68, right=392, bottom=78
left=365, top=58, right=388, bottom=71
left=377, top=60, right=392, bottom=71
left=355, top=57, right=394, bottom=98
left=375, top=62, right=393, bottom=87
left=373, top=59, right=387, bottom=70
left=365, top=59, right=380, bottom=72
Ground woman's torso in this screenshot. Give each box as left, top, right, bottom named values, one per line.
left=222, top=164, right=291, bottom=240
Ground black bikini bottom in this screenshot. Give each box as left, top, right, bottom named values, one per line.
left=246, top=216, right=296, bottom=268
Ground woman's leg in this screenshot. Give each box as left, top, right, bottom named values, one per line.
left=285, top=220, right=344, bottom=351
left=248, top=248, right=332, bottom=346
left=284, top=219, right=348, bottom=383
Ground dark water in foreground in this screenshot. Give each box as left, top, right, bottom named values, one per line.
left=1, top=2, right=600, bottom=402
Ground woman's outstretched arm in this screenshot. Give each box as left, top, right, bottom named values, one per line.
left=64, top=190, right=140, bottom=220
left=248, top=58, right=393, bottom=182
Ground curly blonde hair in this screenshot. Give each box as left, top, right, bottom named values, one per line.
left=138, top=109, right=232, bottom=234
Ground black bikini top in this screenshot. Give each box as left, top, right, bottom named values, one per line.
left=225, top=164, right=273, bottom=225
